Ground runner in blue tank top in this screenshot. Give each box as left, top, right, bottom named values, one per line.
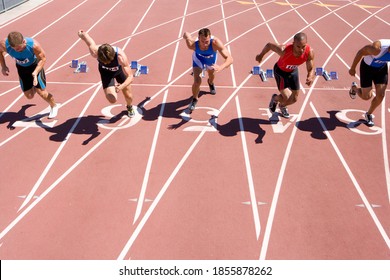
left=349, top=39, right=390, bottom=127
left=183, top=28, right=233, bottom=112
left=78, top=30, right=135, bottom=117
left=0, top=31, right=59, bottom=118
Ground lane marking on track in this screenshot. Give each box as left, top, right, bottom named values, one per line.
left=0, top=83, right=100, bottom=148
left=314, top=3, right=339, bottom=7
left=0, top=115, right=131, bottom=242
left=380, top=96, right=390, bottom=204
left=0, top=0, right=53, bottom=28
left=274, top=2, right=299, bottom=6
left=46, top=0, right=122, bottom=72
left=355, top=4, right=381, bottom=9
left=132, top=0, right=187, bottom=224
left=236, top=95, right=261, bottom=239
left=17, top=85, right=102, bottom=212
left=120, top=0, right=369, bottom=260
left=310, top=102, right=390, bottom=249
left=260, top=0, right=389, bottom=260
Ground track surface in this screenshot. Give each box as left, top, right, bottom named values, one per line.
left=0, top=0, right=389, bottom=260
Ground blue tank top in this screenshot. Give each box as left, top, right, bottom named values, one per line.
left=195, top=38, right=217, bottom=61
left=363, top=39, right=390, bottom=68
left=5, top=37, right=37, bottom=67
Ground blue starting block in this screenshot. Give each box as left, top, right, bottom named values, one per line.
left=131, top=61, right=149, bottom=76
left=72, top=60, right=88, bottom=73
left=251, top=66, right=273, bottom=82
left=71, top=59, right=78, bottom=68
left=316, top=67, right=337, bottom=81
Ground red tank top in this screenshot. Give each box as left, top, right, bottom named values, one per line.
left=277, top=43, right=310, bottom=72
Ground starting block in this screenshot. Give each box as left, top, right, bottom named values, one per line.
left=71, top=59, right=88, bottom=73
left=316, top=67, right=338, bottom=81
left=131, top=61, right=149, bottom=77
left=251, top=66, right=274, bottom=82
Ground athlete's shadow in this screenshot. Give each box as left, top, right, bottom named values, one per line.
left=296, top=110, right=349, bottom=139
left=0, top=104, right=38, bottom=130
left=209, top=116, right=274, bottom=144
left=39, top=115, right=109, bottom=145
left=141, top=94, right=199, bottom=130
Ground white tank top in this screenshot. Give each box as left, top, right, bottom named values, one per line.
left=363, top=39, right=390, bottom=68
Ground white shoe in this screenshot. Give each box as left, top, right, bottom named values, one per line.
left=349, top=81, right=358, bottom=99
left=48, top=104, right=59, bottom=119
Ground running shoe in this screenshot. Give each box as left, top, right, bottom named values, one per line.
left=279, top=105, right=290, bottom=118
left=48, top=104, right=59, bottom=119
left=349, top=81, right=358, bottom=99
left=269, top=94, right=277, bottom=113
left=188, top=98, right=198, bottom=112
left=127, top=105, right=135, bottom=118
left=365, top=112, right=374, bottom=127
left=208, top=79, right=216, bottom=95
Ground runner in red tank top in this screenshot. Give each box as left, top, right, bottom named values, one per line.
left=255, top=33, right=315, bottom=118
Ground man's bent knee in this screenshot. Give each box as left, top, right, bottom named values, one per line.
left=24, top=89, right=35, bottom=99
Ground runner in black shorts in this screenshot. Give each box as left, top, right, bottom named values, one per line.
left=0, top=31, right=59, bottom=118
left=273, top=63, right=300, bottom=91
left=349, top=39, right=390, bottom=127
left=78, top=30, right=135, bottom=117
left=17, top=62, right=47, bottom=91
left=256, top=33, right=315, bottom=118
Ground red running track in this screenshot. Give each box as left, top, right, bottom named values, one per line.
left=0, top=0, right=389, bottom=260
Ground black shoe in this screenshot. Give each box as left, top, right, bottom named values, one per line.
left=279, top=105, right=290, bottom=118
left=127, top=105, right=135, bottom=117
left=208, top=79, right=216, bottom=95
left=365, top=112, right=374, bottom=127
left=269, top=94, right=277, bottom=113
left=188, top=98, right=198, bottom=112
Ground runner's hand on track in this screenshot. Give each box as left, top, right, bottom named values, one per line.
left=1, top=66, right=9, bottom=76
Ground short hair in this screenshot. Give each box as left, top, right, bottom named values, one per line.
left=293, top=32, right=307, bottom=42
left=7, top=31, right=24, bottom=47
left=198, top=28, right=211, bottom=38
left=97, top=44, right=115, bottom=64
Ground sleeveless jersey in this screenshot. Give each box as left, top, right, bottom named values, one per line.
left=98, top=46, right=122, bottom=73
left=194, top=37, right=217, bottom=63
left=277, top=43, right=311, bottom=72
left=5, top=37, right=36, bottom=67
left=363, top=39, right=390, bottom=68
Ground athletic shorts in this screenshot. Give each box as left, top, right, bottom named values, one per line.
left=99, top=68, right=127, bottom=89
left=273, top=63, right=300, bottom=91
left=16, top=62, right=46, bottom=91
left=192, top=52, right=217, bottom=70
left=360, top=59, right=388, bottom=88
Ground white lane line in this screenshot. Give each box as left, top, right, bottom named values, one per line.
left=236, top=95, right=261, bottom=239
left=380, top=96, right=390, bottom=204
left=17, top=84, right=101, bottom=212
left=310, top=102, right=390, bottom=249
left=118, top=125, right=210, bottom=260
left=0, top=83, right=100, bottom=148
left=46, top=0, right=122, bottom=72
left=287, top=0, right=333, bottom=50
left=0, top=115, right=131, bottom=242
left=32, top=0, right=88, bottom=40
left=133, top=90, right=167, bottom=224
left=118, top=56, right=259, bottom=259
left=0, top=0, right=53, bottom=27
left=120, top=0, right=363, bottom=259
left=220, top=0, right=237, bottom=88
left=133, top=0, right=189, bottom=224
left=259, top=2, right=390, bottom=260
